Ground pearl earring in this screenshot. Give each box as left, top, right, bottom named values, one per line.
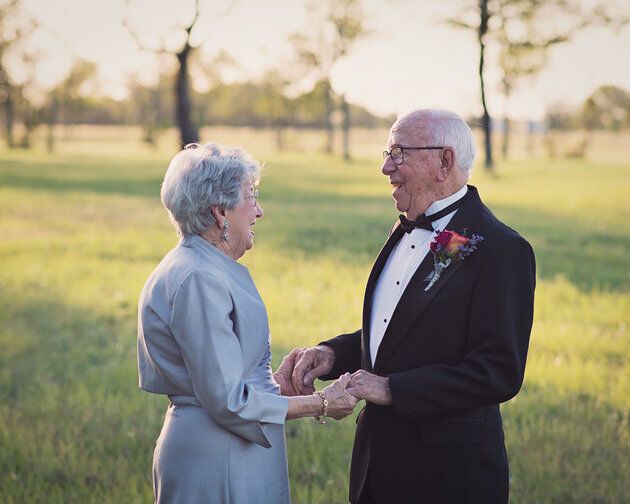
left=222, top=219, right=229, bottom=241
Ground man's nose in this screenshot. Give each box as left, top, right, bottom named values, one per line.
left=382, top=156, right=396, bottom=175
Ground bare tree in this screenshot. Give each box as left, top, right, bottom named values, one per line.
left=124, top=0, right=204, bottom=146
left=449, top=0, right=493, bottom=172
left=291, top=0, right=368, bottom=159
left=449, top=0, right=629, bottom=170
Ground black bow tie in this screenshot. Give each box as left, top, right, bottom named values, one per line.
left=399, top=214, right=433, bottom=233
left=398, top=190, right=470, bottom=234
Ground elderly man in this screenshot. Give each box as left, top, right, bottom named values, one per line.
left=289, top=109, right=536, bottom=503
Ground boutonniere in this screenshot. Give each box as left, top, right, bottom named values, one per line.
left=425, top=230, right=484, bottom=291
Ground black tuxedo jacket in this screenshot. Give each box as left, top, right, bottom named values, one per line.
left=321, top=186, right=536, bottom=504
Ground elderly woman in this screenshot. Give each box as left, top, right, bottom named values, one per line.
left=137, top=142, right=357, bottom=503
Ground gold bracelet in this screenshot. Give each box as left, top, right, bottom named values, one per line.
left=314, top=391, right=328, bottom=425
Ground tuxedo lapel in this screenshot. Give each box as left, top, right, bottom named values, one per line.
left=361, top=223, right=405, bottom=372
left=372, top=186, right=484, bottom=372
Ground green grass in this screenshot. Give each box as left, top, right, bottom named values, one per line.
left=1, top=130, right=629, bottom=503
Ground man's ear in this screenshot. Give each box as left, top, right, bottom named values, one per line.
left=210, top=206, right=226, bottom=228
left=437, top=148, right=454, bottom=181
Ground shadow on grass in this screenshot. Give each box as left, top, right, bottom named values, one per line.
left=502, top=381, right=629, bottom=502
left=0, top=157, right=163, bottom=198
left=0, top=288, right=137, bottom=401
left=0, top=289, right=160, bottom=503
left=2, top=156, right=627, bottom=292
left=490, top=203, right=628, bottom=293
left=261, top=195, right=628, bottom=293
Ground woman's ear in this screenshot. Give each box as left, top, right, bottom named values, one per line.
left=210, top=206, right=225, bottom=228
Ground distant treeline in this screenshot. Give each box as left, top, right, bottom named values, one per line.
left=546, top=85, right=630, bottom=132
left=56, top=80, right=395, bottom=130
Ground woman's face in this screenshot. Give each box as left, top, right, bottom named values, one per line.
left=225, top=183, right=263, bottom=260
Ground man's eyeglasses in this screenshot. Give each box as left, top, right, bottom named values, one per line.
left=243, top=189, right=260, bottom=206
left=383, top=146, right=444, bottom=166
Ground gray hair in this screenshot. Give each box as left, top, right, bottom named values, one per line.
left=403, top=109, right=477, bottom=177
left=160, top=142, right=261, bottom=237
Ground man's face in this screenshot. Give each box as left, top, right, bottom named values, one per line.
left=381, top=119, right=442, bottom=219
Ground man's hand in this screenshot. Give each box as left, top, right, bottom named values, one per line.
left=273, top=348, right=304, bottom=396
left=321, top=373, right=359, bottom=420
left=291, top=345, right=336, bottom=395
left=347, top=370, right=393, bottom=406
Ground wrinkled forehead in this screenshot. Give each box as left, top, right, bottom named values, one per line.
left=388, top=117, right=430, bottom=147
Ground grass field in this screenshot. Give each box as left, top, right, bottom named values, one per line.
left=0, top=127, right=629, bottom=503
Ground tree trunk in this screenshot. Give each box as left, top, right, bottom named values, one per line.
left=20, top=125, right=32, bottom=148
left=275, top=121, right=284, bottom=151
left=2, top=86, right=15, bottom=148
left=478, top=0, right=493, bottom=172
left=323, top=80, right=333, bottom=153
left=175, top=44, right=199, bottom=146
left=502, top=116, right=510, bottom=159
left=46, top=93, right=58, bottom=153
left=341, top=94, right=350, bottom=161
left=502, top=85, right=512, bottom=159
left=526, top=121, right=535, bottom=157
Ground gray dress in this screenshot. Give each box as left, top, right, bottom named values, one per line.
left=137, top=234, right=290, bottom=504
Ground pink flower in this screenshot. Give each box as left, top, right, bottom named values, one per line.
left=425, top=230, right=483, bottom=291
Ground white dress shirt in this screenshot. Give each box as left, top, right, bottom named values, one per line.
left=369, top=185, right=468, bottom=365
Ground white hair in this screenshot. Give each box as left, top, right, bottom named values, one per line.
left=401, top=109, right=477, bottom=177
left=160, top=142, right=261, bottom=237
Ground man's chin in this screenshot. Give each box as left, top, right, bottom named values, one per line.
left=393, top=199, right=408, bottom=213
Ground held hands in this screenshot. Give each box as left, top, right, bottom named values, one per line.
left=276, top=346, right=392, bottom=417
left=315, top=370, right=393, bottom=421
left=273, top=348, right=304, bottom=396
left=320, top=373, right=359, bottom=420
left=291, top=345, right=336, bottom=395
left=346, top=370, right=393, bottom=406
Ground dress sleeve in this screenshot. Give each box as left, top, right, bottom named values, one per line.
left=170, top=270, right=288, bottom=448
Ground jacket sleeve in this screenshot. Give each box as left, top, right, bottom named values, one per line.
left=170, top=270, right=288, bottom=448
left=388, top=235, right=536, bottom=418
left=319, top=329, right=363, bottom=381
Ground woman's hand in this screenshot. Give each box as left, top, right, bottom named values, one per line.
left=273, top=348, right=304, bottom=396
left=321, top=373, right=359, bottom=420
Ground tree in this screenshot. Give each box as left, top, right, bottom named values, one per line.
left=0, top=0, right=35, bottom=148
left=258, top=69, right=293, bottom=150
left=46, top=59, right=97, bottom=151
left=449, top=0, right=629, bottom=170
left=450, top=0, right=493, bottom=171
left=291, top=0, right=368, bottom=159
left=127, top=58, right=174, bottom=146
left=581, top=85, right=630, bottom=131
left=124, top=0, right=205, bottom=146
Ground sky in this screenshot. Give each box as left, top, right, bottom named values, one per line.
left=18, top=0, right=630, bottom=120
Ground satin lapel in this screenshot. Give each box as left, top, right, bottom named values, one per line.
left=361, top=222, right=405, bottom=372
left=373, top=186, right=484, bottom=372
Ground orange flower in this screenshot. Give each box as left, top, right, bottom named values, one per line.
left=444, top=231, right=470, bottom=254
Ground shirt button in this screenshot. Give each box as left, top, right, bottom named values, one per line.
left=384, top=318, right=387, bottom=323
left=411, top=245, right=415, bottom=249
left=396, top=281, right=400, bottom=285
